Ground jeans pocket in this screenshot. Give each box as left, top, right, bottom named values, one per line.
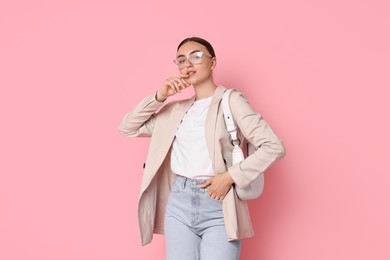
left=204, top=188, right=223, bottom=203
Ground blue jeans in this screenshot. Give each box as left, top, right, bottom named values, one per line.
left=164, top=175, right=242, bottom=260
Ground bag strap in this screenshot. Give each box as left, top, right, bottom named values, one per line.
left=222, top=89, right=239, bottom=144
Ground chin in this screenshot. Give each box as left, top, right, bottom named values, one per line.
left=188, top=76, right=208, bottom=86
left=185, top=78, right=197, bottom=85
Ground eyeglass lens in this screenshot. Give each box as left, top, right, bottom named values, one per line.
left=176, top=52, right=204, bottom=68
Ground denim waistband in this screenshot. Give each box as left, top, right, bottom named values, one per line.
left=175, top=174, right=210, bottom=183
left=174, top=174, right=211, bottom=190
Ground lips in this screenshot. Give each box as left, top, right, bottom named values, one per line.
left=187, top=71, right=196, bottom=77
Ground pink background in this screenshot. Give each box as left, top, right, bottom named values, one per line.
left=1, top=0, right=389, bottom=259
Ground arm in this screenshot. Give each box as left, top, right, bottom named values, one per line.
left=119, top=75, right=191, bottom=137
left=227, top=90, right=286, bottom=188
left=118, top=92, right=166, bottom=137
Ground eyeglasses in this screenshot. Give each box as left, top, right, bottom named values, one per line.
left=173, top=51, right=213, bottom=69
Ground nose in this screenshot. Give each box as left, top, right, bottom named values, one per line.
left=184, top=58, right=193, bottom=67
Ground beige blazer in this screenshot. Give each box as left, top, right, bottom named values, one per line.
left=119, top=85, right=285, bottom=245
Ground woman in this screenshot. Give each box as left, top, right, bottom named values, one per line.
left=119, top=37, right=285, bottom=260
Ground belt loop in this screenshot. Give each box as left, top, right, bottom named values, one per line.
left=182, top=177, right=187, bottom=189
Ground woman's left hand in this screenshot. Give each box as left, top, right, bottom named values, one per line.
left=199, top=172, right=235, bottom=201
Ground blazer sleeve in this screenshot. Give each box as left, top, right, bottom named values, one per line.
left=118, top=92, right=166, bottom=137
left=227, top=90, right=286, bottom=188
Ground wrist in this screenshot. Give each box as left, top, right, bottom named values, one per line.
left=155, top=91, right=167, bottom=103
left=225, top=172, right=235, bottom=185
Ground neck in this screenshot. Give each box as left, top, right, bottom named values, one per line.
left=193, top=78, right=218, bottom=101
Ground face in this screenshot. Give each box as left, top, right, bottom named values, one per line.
left=176, top=41, right=216, bottom=86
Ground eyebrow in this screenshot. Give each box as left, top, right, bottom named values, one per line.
left=176, top=50, right=202, bottom=58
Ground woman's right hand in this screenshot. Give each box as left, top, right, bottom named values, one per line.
left=156, top=75, right=190, bottom=102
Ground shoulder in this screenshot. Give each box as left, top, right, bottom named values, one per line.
left=229, top=88, right=250, bottom=106
left=227, top=88, right=261, bottom=119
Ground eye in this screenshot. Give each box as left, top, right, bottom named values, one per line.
left=177, top=58, right=186, bottom=64
left=192, top=52, right=203, bottom=60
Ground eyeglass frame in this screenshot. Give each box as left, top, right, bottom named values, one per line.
left=173, top=50, right=214, bottom=68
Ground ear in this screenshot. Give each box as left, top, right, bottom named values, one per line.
left=210, top=57, right=217, bottom=70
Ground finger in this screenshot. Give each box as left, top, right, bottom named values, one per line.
left=166, top=81, right=177, bottom=93
left=214, top=193, right=224, bottom=201
left=212, top=193, right=223, bottom=201
left=212, top=191, right=221, bottom=200
left=180, top=78, right=191, bottom=88
left=179, top=75, right=190, bottom=86
left=173, top=78, right=186, bottom=90
left=173, top=78, right=185, bottom=91
left=168, top=82, right=180, bottom=95
left=172, top=77, right=188, bottom=89
left=199, top=179, right=212, bottom=188
left=208, top=190, right=215, bottom=199
left=168, top=79, right=181, bottom=93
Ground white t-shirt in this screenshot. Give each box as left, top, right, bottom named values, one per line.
left=170, top=96, right=215, bottom=179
